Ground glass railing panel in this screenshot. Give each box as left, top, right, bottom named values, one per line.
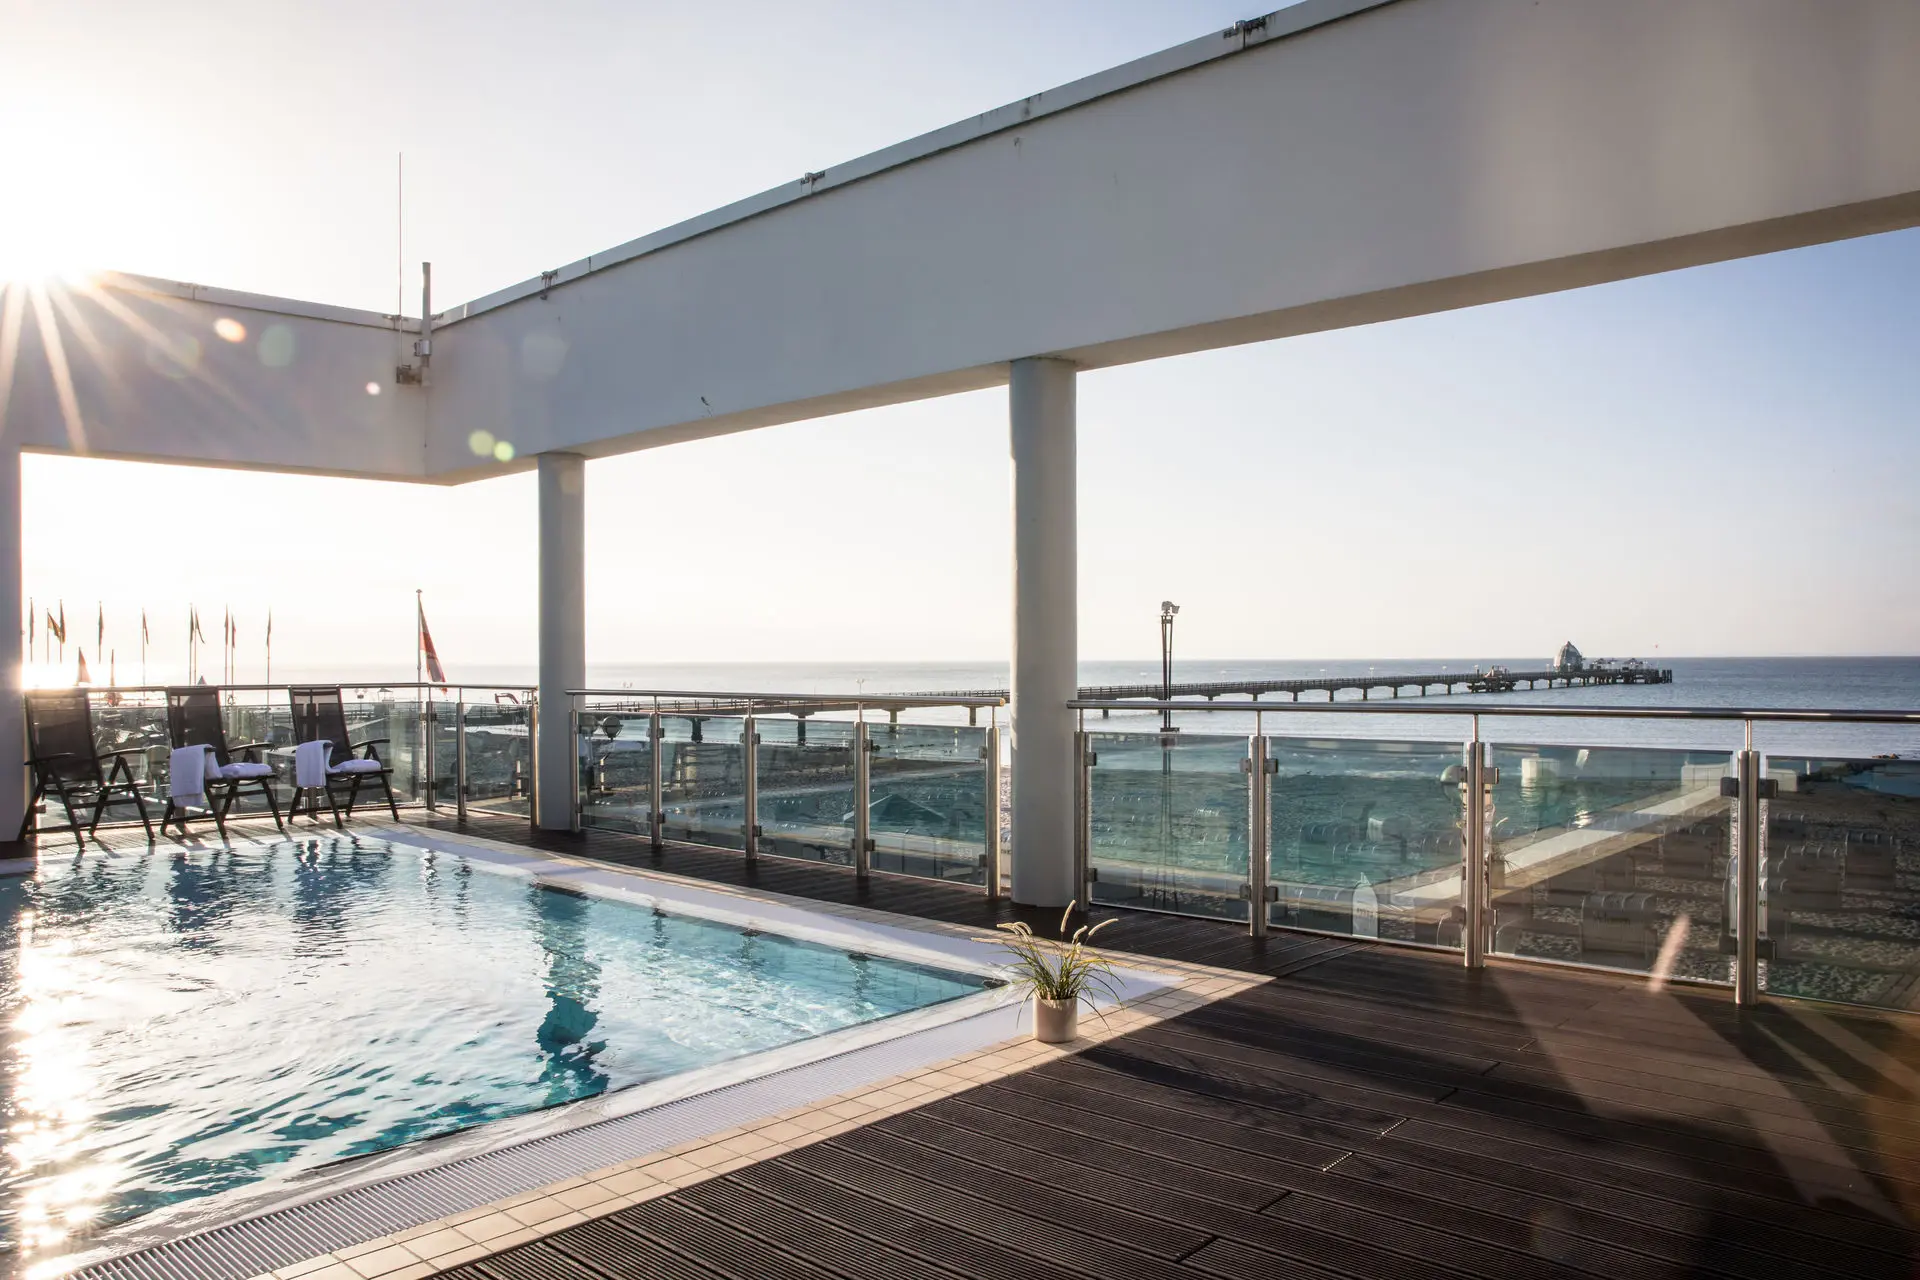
left=462, top=696, right=533, bottom=816
left=338, top=688, right=424, bottom=806
left=580, top=710, right=654, bottom=836
left=1488, top=744, right=1734, bottom=983
left=1757, top=753, right=1919, bottom=1012
left=426, top=692, right=459, bottom=808
left=659, top=714, right=748, bottom=851
left=1267, top=736, right=1464, bottom=945
left=870, top=722, right=992, bottom=885
left=1088, top=732, right=1249, bottom=923
left=756, top=718, right=856, bottom=865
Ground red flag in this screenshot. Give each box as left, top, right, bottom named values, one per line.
left=75, top=648, right=91, bottom=685
left=418, top=598, right=446, bottom=684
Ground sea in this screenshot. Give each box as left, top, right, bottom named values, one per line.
left=282, top=656, right=1920, bottom=760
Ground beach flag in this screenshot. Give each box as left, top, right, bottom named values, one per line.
left=418, top=597, right=446, bottom=684
left=76, top=648, right=90, bottom=685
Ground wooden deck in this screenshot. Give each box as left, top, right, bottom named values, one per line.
left=399, top=813, right=1920, bottom=1279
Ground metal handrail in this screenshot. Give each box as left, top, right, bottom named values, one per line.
left=1071, top=699, right=1920, bottom=724
left=64, top=681, right=534, bottom=696
left=570, top=687, right=1004, bottom=708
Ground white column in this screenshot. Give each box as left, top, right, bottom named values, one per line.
left=536, top=452, right=586, bottom=831
left=0, top=444, right=22, bottom=844
left=1009, top=357, right=1077, bottom=907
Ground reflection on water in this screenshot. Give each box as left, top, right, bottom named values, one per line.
left=0, top=839, right=982, bottom=1256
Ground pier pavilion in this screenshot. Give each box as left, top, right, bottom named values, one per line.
left=4, top=0, right=1919, bottom=906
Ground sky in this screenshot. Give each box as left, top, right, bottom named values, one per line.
left=4, top=0, right=1917, bottom=683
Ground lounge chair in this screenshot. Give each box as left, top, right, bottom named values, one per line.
left=287, top=686, right=401, bottom=825
left=163, top=686, right=283, bottom=838
left=19, top=688, right=154, bottom=847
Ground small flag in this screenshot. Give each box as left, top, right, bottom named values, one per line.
left=141, top=609, right=149, bottom=645
left=191, top=608, right=205, bottom=643
left=97, top=601, right=104, bottom=653
left=76, top=648, right=91, bottom=685
left=27, top=600, right=33, bottom=647
left=418, top=597, right=446, bottom=684
left=48, top=606, right=65, bottom=644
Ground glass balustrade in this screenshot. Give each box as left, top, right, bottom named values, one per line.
left=579, top=710, right=655, bottom=836
left=1086, top=731, right=1250, bottom=923
left=461, top=697, right=533, bottom=816
left=1266, top=735, right=1465, bottom=945
left=756, top=717, right=857, bottom=865
left=658, top=714, right=749, bottom=851
left=869, top=722, right=993, bottom=885
left=1755, top=751, right=1920, bottom=1012
left=1488, top=744, right=1735, bottom=982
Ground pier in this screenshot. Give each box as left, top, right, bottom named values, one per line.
left=917, top=661, right=1673, bottom=713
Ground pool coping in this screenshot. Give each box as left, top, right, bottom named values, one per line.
left=35, top=824, right=1259, bottom=1280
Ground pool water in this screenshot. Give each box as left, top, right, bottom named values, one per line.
left=0, top=837, right=986, bottom=1252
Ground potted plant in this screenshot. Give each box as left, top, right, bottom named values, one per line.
left=995, top=901, right=1122, bottom=1043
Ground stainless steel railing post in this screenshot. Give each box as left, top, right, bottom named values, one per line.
left=742, top=714, right=759, bottom=862
left=1074, top=724, right=1092, bottom=902
left=854, top=717, right=873, bottom=880
left=424, top=697, right=437, bottom=812
left=983, top=720, right=1003, bottom=899
left=649, top=711, right=664, bottom=850
left=1736, top=726, right=1764, bottom=1006
left=454, top=693, right=468, bottom=823
left=1246, top=732, right=1271, bottom=938
left=1463, top=724, right=1488, bottom=969
left=569, top=699, right=583, bottom=832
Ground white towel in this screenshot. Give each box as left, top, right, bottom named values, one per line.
left=294, top=740, right=332, bottom=789
left=168, top=745, right=215, bottom=804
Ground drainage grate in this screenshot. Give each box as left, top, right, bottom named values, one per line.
left=73, top=1004, right=1016, bottom=1280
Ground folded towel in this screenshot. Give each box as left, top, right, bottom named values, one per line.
left=294, top=740, right=331, bottom=789
left=168, top=745, right=215, bottom=804
left=222, top=761, right=274, bottom=780
left=329, top=757, right=383, bottom=775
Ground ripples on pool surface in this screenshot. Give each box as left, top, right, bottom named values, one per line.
left=0, top=837, right=985, bottom=1251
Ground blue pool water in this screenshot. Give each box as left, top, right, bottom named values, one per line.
left=0, top=837, right=986, bottom=1253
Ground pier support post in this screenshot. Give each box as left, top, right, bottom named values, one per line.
left=537, top=452, right=586, bottom=831
left=1010, top=357, right=1077, bottom=907
left=0, top=445, right=22, bottom=843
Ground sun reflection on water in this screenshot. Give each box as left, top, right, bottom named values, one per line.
left=7, top=907, right=120, bottom=1256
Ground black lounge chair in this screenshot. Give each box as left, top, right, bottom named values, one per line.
left=19, top=688, right=154, bottom=847
left=288, top=685, right=401, bottom=825
left=164, top=686, right=283, bottom=838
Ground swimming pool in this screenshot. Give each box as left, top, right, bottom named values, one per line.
left=0, top=836, right=990, bottom=1254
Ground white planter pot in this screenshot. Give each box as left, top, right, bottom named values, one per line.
left=1033, top=996, right=1080, bottom=1043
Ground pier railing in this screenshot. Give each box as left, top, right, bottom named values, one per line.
left=1070, top=698, right=1920, bottom=1015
